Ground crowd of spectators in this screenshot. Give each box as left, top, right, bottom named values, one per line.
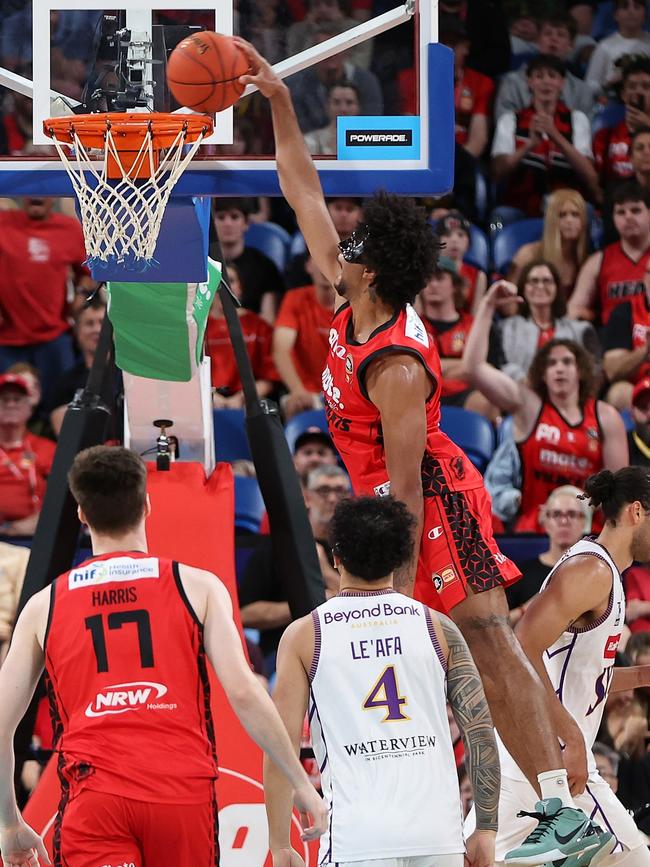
left=5, top=0, right=650, bottom=824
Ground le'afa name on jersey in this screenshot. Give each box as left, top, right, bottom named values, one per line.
left=68, top=557, right=160, bottom=590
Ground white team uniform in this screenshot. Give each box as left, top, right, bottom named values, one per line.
left=309, top=589, right=465, bottom=867
left=466, top=539, right=647, bottom=864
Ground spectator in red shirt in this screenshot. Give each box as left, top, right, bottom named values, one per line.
left=593, top=54, right=650, bottom=189
left=205, top=262, right=278, bottom=409
left=440, top=16, right=494, bottom=158
left=273, top=255, right=335, bottom=419
left=0, top=198, right=93, bottom=401
left=569, top=181, right=650, bottom=324
left=0, top=374, right=55, bottom=538
left=491, top=54, right=598, bottom=217
left=435, top=210, right=487, bottom=312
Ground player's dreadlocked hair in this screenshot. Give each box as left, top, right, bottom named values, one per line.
left=362, top=192, right=441, bottom=310
left=330, top=495, right=415, bottom=581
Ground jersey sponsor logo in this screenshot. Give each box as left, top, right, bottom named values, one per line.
left=345, top=353, right=354, bottom=382
left=69, top=557, right=159, bottom=590
left=440, top=566, right=457, bottom=585
left=433, top=574, right=443, bottom=592
left=535, top=423, right=561, bottom=444
left=323, top=601, right=421, bottom=625
left=322, top=364, right=344, bottom=410
left=85, top=680, right=170, bottom=717
left=607, top=279, right=644, bottom=300
left=604, top=633, right=621, bottom=659
left=328, top=327, right=347, bottom=359
left=374, top=480, right=391, bottom=496
left=539, top=449, right=591, bottom=471
left=343, top=733, right=436, bottom=760
left=404, top=304, right=429, bottom=348
left=427, top=525, right=444, bottom=540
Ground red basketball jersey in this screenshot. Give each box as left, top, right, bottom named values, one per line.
left=424, top=312, right=473, bottom=397
left=323, top=302, right=484, bottom=496
left=597, top=242, right=649, bottom=325
left=629, top=294, right=650, bottom=383
left=517, top=399, right=603, bottom=532
left=44, top=552, right=218, bottom=804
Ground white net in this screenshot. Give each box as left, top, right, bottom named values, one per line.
left=48, top=119, right=208, bottom=271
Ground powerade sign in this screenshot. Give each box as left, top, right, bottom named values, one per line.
left=337, top=116, right=420, bottom=160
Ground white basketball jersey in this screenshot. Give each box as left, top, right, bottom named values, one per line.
left=309, top=589, right=464, bottom=863
left=499, top=539, right=625, bottom=781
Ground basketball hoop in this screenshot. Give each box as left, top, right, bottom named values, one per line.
left=44, top=113, right=213, bottom=271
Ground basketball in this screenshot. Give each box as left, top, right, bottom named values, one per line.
left=166, top=31, right=250, bottom=114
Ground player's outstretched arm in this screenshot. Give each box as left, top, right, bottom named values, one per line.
left=263, top=620, right=312, bottom=866
left=437, top=613, right=498, bottom=867
left=515, top=555, right=613, bottom=794
left=365, top=353, right=429, bottom=597
left=185, top=567, right=326, bottom=841
left=0, top=591, right=51, bottom=866
left=234, top=37, right=341, bottom=289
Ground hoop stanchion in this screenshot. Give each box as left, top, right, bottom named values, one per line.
left=43, top=113, right=213, bottom=277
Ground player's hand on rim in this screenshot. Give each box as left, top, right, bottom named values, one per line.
left=293, top=781, right=328, bottom=841
left=232, top=37, right=285, bottom=98
left=0, top=819, right=51, bottom=866
left=464, top=828, right=496, bottom=867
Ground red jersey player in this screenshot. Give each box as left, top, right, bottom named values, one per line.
left=236, top=37, right=613, bottom=866
left=0, top=446, right=326, bottom=867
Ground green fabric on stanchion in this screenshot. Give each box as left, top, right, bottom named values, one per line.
left=107, top=258, right=222, bottom=381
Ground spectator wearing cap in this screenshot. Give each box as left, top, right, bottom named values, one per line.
left=593, top=55, right=650, bottom=191
left=603, top=252, right=650, bottom=410
left=292, top=426, right=339, bottom=484
left=274, top=255, right=336, bottom=420
left=238, top=465, right=350, bottom=668
left=211, top=197, right=286, bottom=323
left=0, top=374, right=55, bottom=537
left=491, top=54, right=598, bottom=217
left=436, top=210, right=487, bottom=312
left=586, top=0, right=650, bottom=94
left=205, top=261, right=279, bottom=410
left=0, top=198, right=95, bottom=401
left=418, top=257, right=497, bottom=418
left=627, top=377, right=650, bottom=466
left=495, top=12, right=595, bottom=120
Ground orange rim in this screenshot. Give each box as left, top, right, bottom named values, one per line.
left=43, top=112, right=213, bottom=151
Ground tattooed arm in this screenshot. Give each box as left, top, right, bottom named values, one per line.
left=439, top=613, right=500, bottom=837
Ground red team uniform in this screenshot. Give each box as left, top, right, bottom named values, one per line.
left=597, top=242, right=649, bottom=325
left=516, top=398, right=604, bottom=533
left=323, top=302, right=520, bottom=612
left=44, top=552, right=219, bottom=866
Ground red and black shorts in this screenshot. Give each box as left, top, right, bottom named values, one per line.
left=54, top=788, right=218, bottom=866
left=414, top=481, right=521, bottom=614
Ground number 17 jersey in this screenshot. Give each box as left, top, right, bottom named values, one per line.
left=44, top=551, right=218, bottom=804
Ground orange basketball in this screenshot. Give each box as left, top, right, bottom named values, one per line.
left=166, top=31, right=250, bottom=113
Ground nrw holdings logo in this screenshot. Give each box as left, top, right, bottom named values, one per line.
left=85, top=681, right=168, bottom=717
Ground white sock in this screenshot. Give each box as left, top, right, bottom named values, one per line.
left=537, top=769, right=575, bottom=808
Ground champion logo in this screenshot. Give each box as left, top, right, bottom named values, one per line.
left=85, top=681, right=167, bottom=717
left=427, top=526, right=444, bottom=540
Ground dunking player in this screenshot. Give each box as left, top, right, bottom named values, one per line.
left=265, top=495, right=500, bottom=867
left=467, top=467, right=650, bottom=867
left=236, top=38, right=611, bottom=864
left=0, top=446, right=326, bottom=867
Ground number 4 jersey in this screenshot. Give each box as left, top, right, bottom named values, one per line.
left=309, top=589, right=464, bottom=863
left=44, top=552, right=218, bottom=803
